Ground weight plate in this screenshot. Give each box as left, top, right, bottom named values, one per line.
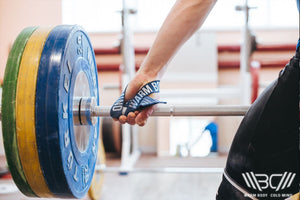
left=35, top=25, right=99, bottom=198
left=88, top=138, right=106, bottom=200
left=16, top=26, right=54, bottom=197
left=1, top=27, right=38, bottom=197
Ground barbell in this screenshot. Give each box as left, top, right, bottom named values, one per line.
left=2, top=25, right=251, bottom=199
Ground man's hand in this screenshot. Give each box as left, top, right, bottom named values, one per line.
left=112, top=73, right=158, bottom=126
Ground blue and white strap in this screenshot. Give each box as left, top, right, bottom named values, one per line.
left=110, top=80, right=166, bottom=118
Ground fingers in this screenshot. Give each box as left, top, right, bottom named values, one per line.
left=114, top=112, right=138, bottom=125
left=113, top=106, right=154, bottom=126
left=118, top=115, right=127, bottom=124
left=136, top=106, right=154, bottom=126
left=127, top=112, right=137, bottom=125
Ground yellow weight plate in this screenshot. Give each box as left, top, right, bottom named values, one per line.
left=16, top=26, right=54, bottom=197
left=88, top=138, right=106, bottom=200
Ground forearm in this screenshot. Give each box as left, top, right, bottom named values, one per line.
left=137, top=0, right=217, bottom=79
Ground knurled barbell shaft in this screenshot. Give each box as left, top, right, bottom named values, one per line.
left=91, top=105, right=250, bottom=117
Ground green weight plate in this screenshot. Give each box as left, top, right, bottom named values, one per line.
left=2, top=27, right=38, bottom=197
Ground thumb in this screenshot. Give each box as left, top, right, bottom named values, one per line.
left=124, top=80, right=145, bottom=101
left=124, top=73, right=156, bottom=101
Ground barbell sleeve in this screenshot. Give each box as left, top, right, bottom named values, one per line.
left=91, top=105, right=250, bottom=117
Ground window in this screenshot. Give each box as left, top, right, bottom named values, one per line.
left=203, top=0, right=299, bottom=29
left=62, top=0, right=299, bottom=32
left=62, top=0, right=123, bottom=32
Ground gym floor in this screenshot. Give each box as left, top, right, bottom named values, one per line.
left=0, top=154, right=226, bottom=200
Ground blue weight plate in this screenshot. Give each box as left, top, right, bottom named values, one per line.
left=35, top=25, right=99, bottom=198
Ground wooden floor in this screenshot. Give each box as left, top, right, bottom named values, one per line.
left=0, top=154, right=227, bottom=200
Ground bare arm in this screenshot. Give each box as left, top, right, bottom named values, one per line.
left=138, top=0, right=217, bottom=79
left=116, top=0, right=217, bottom=126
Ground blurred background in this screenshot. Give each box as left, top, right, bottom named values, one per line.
left=0, top=0, right=298, bottom=199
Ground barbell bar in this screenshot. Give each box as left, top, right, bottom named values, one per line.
left=73, top=97, right=250, bottom=126
left=1, top=25, right=252, bottom=199
left=95, top=166, right=224, bottom=174
left=0, top=101, right=250, bottom=120
left=91, top=104, right=250, bottom=117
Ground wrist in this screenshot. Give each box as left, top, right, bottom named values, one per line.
left=136, top=67, right=159, bottom=81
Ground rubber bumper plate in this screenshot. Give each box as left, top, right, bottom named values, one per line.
left=88, top=138, right=106, bottom=200
left=35, top=25, right=100, bottom=198
left=2, top=27, right=38, bottom=197
left=16, top=26, right=54, bottom=198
